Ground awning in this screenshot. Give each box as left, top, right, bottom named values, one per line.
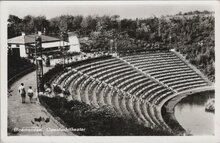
left=8, top=34, right=61, bottom=45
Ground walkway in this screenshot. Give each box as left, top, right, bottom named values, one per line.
left=8, top=66, right=74, bottom=136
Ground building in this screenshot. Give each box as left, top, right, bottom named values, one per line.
left=8, top=32, right=80, bottom=58
left=68, top=32, right=80, bottom=53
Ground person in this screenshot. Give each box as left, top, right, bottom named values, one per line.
left=45, top=86, right=52, bottom=97
left=27, top=86, right=34, bottom=103
left=63, top=88, right=72, bottom=101
left=53, top=84, right=63, bottom=96
left=18, top=83, right=26, bottom=103
left=33, top=90, right=40, bottom=104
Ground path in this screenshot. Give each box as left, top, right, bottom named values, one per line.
left=8, top=66, right=74, bottom=136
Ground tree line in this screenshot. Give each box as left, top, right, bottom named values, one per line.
left=8, top=10, right=215, bottom=82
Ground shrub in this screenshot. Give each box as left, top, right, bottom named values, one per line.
left=40, top=96, right=173, bottom=136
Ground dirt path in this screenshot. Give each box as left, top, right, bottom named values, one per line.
left=8, top=67, right=74, bottom=136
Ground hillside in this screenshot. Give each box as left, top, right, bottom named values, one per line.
left=8, top=10, right=215, bottom=81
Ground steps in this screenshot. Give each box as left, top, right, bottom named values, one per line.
left=49, top=52, right=212, bottom=133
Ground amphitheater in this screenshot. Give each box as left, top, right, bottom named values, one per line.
left=49, top=49, right=214, bottom=133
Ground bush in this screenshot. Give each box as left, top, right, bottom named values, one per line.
left=40, top=96, right=173, bottom=136
left=42, top=64, right=64, bottom=84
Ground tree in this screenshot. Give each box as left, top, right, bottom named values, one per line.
left=72, top=15, right=83, bottom=31
left=81, top=15, right=97, bottom=35
left=7, top=15, right=22, bottom=38
left=22, top=15, right=36, bottom=34
left=58, top=15, right=69, bottom=33
left=34, top=16, right=49, bottom=33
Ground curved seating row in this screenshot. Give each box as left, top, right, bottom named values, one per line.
left=120, top=51, right=209, bottom=92
left=51, top=52, right=210, bottom=132
left=51, top=56, right=174, bottom=131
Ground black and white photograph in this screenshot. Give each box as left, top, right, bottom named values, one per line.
left=1, top=1, right=220, bottom=143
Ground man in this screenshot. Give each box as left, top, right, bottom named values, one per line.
left=18, top=83, right=26, bottom=103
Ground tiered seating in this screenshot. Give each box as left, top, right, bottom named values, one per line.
left=50, top=51, right=210, bottom=132
left=76, top=57, right=173, bottom=102
left=51, top=55, right=174, bottom=130
left=120, top=51, right=209, bottom=92
left=111, top=89, right=123, bottom=115
left=86, top=57, right=171, bottom=128
left=88, top=80, right=99, bottom=107
left=96, top=83, right=106, bottom=106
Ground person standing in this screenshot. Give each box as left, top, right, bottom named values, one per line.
left=18, top=83, right=26, bottom=103
left=33, top=90, right=40, bottom=104
left=27, top=86, right=34, bottom=103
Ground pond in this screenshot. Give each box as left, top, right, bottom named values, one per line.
left=174, top=91, right=215, bottom=135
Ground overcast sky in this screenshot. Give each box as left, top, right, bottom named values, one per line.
left=6, top=1, right=215, bottom=19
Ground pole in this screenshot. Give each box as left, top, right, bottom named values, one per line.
left=169, top=23, right=172, bottom=49
left=35, top=33, right=44, bottom=93
left=39, top=35, right=44, bottom=91
left=61, top=32, right=65, bottom=68
left=39, top=35, right=43, bottom=82
left=35, top=34, right=39, bottom=95
left=158, top=18, right=161, bottom=37
left=63, top=35, right=65, bottom=67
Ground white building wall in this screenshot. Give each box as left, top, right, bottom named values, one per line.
left=68, top=34, right=80, bottom=53
left=10, top=44, right=27, bottom=57
left=19, top=45, right=27, bottom=57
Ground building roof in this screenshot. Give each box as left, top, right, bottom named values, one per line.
left=8, top=34, right=61, bottom=45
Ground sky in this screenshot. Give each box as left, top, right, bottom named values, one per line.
left=6, top=1, right=216, bottom=19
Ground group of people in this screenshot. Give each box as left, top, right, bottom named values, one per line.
left=18, top=82, right=73, bottom=104
left=18, top=83, right=39, bottom=104
left=52, top=83, right=73, bottom=101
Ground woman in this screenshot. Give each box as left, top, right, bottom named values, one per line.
left=27, top=86, right=34, bottom=103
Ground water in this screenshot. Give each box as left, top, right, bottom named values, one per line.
left=174, top=91, right=214, bottom=135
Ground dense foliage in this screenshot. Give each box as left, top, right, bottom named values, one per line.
left=8, top=10, right=215, bottom=81
left=171, top=16, right=215, bottom=82
left=40, top=96, right=173, bottom=136
left=42, top=64, right=64, bottom=85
